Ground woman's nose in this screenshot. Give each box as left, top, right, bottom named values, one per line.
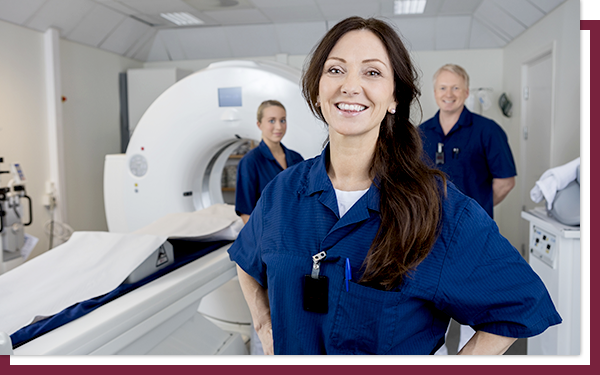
left=341, top=73, right=361, bottom=96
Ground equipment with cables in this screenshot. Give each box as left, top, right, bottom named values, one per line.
left=1, top=157, right=33, bottom=275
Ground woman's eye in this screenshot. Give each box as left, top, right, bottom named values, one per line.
left=269, top=119, right=275, bottom=124
left=327, top=67, right=341, bottom=74
left=367, top=70, right=380, bottom=76
left=281, top=119, right=286, bottom=124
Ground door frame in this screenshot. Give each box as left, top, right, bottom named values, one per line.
left=518, top=41, right=557, bottom=256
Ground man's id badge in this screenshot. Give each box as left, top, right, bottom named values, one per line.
left=436, top=142, right=444, bottom=165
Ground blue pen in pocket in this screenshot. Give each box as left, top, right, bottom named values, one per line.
left=345, top=258, right=351, bottom=292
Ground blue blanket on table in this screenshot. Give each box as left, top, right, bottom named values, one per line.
left=11, top=239, right=232, bottom=348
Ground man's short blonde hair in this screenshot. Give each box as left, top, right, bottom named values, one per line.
left=433, top=64, right=470, bottom=88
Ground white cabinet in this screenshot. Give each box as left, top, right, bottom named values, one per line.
left=522, top=208, right=580, bottom=355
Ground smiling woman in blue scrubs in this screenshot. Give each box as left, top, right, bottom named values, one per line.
left=228, top=17, right=561, bottom=355
left=235, top=100, right=303, bottom=225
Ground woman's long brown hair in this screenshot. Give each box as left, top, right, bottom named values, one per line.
left=301, top=17, right=446, bottom=290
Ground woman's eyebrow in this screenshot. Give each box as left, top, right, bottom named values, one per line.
left=362, top=58, right=387, bottom=67
left=326, top=56, right=387, bottom=67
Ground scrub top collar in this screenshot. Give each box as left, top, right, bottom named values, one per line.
left=426, top=106, right=474, bottom=137
left=257, top=139, right=293, bottom=168
left=302, top=144, right=380, bottom=220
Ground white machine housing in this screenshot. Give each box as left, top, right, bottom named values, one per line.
left=522, top=208, right=580, bottom=355
left=102, top=60, right=326, bottom=353
left=105, top=60, right=326, bottom=233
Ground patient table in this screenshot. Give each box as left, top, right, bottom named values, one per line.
left=0, top=206, right=249, bottom=355
left=10, top=244, right=245, bottom=355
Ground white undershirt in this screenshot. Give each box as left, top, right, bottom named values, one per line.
left=334, top=188, right=369, bottom=218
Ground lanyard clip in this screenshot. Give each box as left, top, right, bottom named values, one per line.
left=436, top=142, right=444, bottom=165
left=311, top=251, right=327, bottom=279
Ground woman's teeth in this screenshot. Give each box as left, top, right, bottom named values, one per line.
left=336, top=103, right=366, bottom=112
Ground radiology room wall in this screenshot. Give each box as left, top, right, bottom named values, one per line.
left=0, top=20, right=50, bottom=259
left=1, top=0, right=578, bottom=261
left=60, top=37, right=143, bottom=237
left=0, top=19, right=142, bottom=260
left=497, top=0, right=580, bottom=253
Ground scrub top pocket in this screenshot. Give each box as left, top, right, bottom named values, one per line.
left=329, top=266, right=408, bottom=354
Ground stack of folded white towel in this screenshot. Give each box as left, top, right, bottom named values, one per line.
left=530, top=157, right=580, bottom=210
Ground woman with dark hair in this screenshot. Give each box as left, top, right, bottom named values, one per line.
left=228, top=16, right=560, bottom=355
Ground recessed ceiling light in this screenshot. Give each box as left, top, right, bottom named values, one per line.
left=394, top=0, right=427, bottom=15
left=160, top=12, right=204, bottom=26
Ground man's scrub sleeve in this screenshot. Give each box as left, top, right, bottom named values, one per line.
left=484, top=124, right=517, bottom=179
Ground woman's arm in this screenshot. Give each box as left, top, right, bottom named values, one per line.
left=240, top=214, right=250, bottom=225
left=458, top=331, right=517, bottom=355
left=236, top=265, right=274, bottom=355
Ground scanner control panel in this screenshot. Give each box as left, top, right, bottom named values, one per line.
left=530, top=225, right=556, bottom=268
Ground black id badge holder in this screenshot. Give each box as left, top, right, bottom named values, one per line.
left=303, top=251, right=328, bottom=313
left=436, top=142, right=444, bottom=165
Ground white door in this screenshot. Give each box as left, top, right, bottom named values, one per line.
left=519, top=51, right=554, bottom=256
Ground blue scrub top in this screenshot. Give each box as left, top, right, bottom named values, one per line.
left=235, top=140, right=303, bottom=216
left=419, top=107, right=516, bottom=218
left=228, top=146, right=560, bottom=355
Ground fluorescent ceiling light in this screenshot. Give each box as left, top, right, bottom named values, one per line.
left=394, top=0, right=427, bottom=15
left=160, top=12, right=204, bottom=26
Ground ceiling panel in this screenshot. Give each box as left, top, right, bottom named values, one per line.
left=223, top=24, right=280, bottom=57
left=317, top=0, right=380, bottom=20
left=146, top=33, right=171, bottom=61
left=439, top=0, right=483, bottom=15
left=184, top=0, right=255, bottom=12
left=391, top=17, right=436, bottom=51
left=128, top=29, right=158, bottom=61
left=26, top=0, right=96, bottom=35
left=66, top=4, right=125, bottom=47
left=260, top=5, right=324, bottom=23
left=0, top=0, right=46, bottom=25
left=274, top=22, right=328, bottom=55
left=99, top=16, right=150, bottom=55
left=435, top=16, right=472, bottom=50
left=204, top=8, right=270, bottom=25
left=529, top=0, right=565, bottom=13
left=491, top=0, right=544, bottom=28
left=110, top=0, right=197, bottom=14
left=167, top=27, right=233, bottom=60
left=468, top=17, right=506, bottom=49
left=0, top=0, right=568, bottom=62
left=158, top=28, right=188, bottom=60
left=475, top=1, right=526, bottom=39
left=250, top=0, right=316, bottom=7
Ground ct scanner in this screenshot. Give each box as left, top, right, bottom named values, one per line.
left=5, top=60, right=325, bottom=355
left=104, top=60, right=325, bottom=234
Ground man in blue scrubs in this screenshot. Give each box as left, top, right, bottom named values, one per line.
left=420, top=64, right=517, bottom=354
left=419, top=64, right=516, bottom=219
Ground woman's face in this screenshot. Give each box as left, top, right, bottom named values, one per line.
left=318, top=29, right=396, bottom=139
left=257, top=105, right=287, bottom=145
